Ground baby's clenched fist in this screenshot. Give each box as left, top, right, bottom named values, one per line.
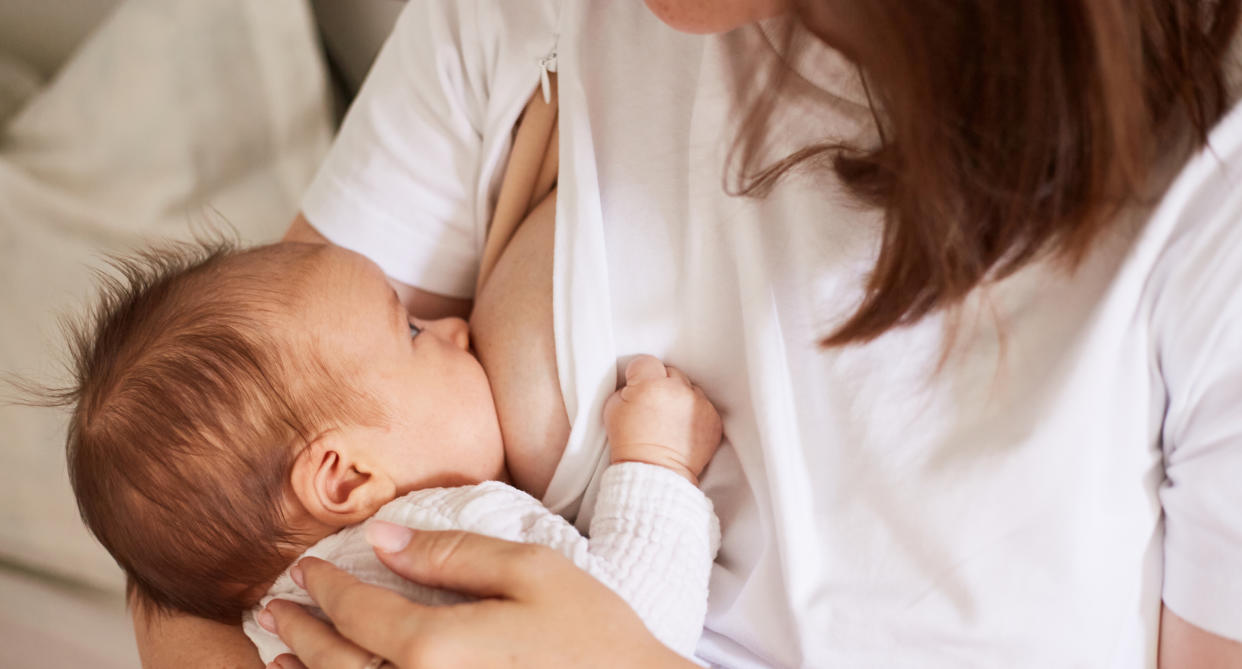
left=603, top=355, right=723, bottom=484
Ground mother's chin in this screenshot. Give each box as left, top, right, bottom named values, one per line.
left=642, top=0, right=789, bottom=35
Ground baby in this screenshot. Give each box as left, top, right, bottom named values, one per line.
left=56, top=238, right=723, bottom=661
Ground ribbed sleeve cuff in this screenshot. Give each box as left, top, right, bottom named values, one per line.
left=594, top=462, right=721, bottom=556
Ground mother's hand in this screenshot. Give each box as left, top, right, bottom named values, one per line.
left=259, top=522, right=692, bottom=669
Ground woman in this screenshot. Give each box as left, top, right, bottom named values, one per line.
left=134, top=0, right=1242, bottom=666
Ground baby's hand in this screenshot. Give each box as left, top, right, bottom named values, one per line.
left=603, top=355, right=723, bottom=485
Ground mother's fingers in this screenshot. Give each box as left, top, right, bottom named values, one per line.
left=269, top=654, right=308, bottom=669
left=367, top=524, right=555, bottom=601
left=264, top=599, right=377, bottom=669
left=295, top=557, right=433, bottom=664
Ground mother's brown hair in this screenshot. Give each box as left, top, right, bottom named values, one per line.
left=739, top=0, right=1241, bottom=345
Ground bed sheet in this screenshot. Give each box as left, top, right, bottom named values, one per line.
left=0, top=0, right=333, bottom=601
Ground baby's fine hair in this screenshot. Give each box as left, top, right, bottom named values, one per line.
left=39, top=238, right=373, bottom=623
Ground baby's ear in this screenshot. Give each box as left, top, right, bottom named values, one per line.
left=290, top=431, right=393, bottom=527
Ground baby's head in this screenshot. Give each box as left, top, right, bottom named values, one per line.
left=57, top=239, right=503, bottom=623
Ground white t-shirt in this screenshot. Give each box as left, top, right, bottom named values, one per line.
left=301, top=2, right=1242, bottom=666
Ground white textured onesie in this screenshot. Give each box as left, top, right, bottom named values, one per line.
left=243, top=462, right=720, bottom=663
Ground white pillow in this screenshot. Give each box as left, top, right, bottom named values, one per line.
left=0, top=0, right=332, bottom=592
left=0, top=52, right=42, bottom=128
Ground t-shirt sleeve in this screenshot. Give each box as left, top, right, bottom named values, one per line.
left=300, top=0, right=491, bottom=298
left=1153, top=103, right=1242, bottom=643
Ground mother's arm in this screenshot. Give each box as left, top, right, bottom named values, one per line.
left=130, top=213, right=473, bottom=668
left=1159, top=606, right=1242, bottom=668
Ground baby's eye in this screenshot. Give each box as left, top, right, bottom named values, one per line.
left=408, top=320, right=422, bottom=339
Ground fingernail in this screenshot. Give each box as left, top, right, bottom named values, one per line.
left=366, top=520, right=413, bottom=553
left=290, top=564, right=305, bottom=589
left=257, top=607, right=277, bottom=634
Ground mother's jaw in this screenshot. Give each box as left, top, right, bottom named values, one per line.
left=643, top=0, right=790, bottom=35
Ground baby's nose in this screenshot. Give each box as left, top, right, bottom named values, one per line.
left=431, top=316, right=471, bottom=351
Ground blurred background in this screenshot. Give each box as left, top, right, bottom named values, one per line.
left=0, top=1, right=402, bottom=666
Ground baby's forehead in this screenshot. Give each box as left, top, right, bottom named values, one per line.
left=244, top=243, right=394, bottom=345
left=236, top=241, right=330, bottom=275
left=184, top=244, right=334, bottom=336
left=222, top=243, right=354, bottom=303
left=264, top=243, right=382, bottom=287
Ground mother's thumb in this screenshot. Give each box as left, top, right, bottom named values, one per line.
left=367, top=520, right=416, bottom=552
left=366, top=522, right=550, bottom=600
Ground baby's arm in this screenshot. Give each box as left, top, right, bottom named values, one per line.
left=571, top=355, right=724, bottom=656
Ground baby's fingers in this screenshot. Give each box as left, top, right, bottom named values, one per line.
left=624, top=354, right=669, bottom=384
left=604, top=387, right=624, bottom=427
left=664, top=364, right=692, bottom=386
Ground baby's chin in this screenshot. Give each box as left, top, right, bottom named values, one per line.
left=471, top=362, right=505, bottom=430
left=395, top=468, right=499, bottom=492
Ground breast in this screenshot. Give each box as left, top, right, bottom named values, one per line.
left=469, top=191, right=569, bottom=499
